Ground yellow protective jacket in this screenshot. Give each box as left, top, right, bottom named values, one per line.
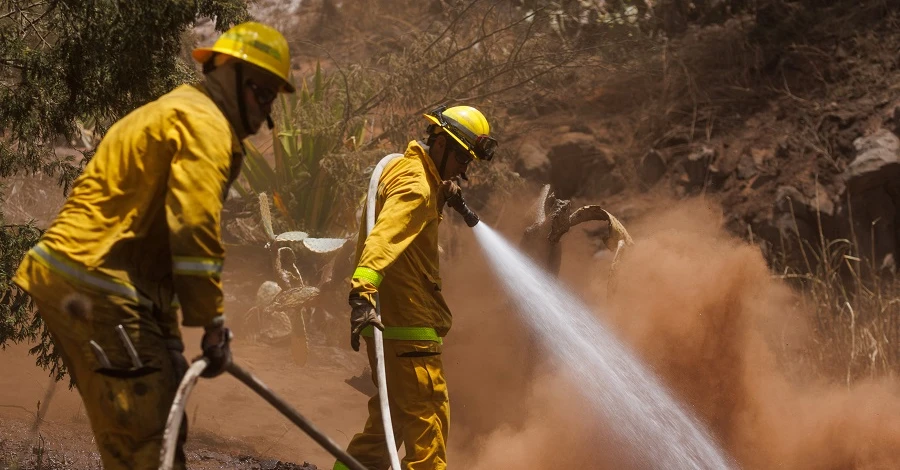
left=14, top=84, right=242, bottom=338
left=351, top=141, right=452, bottom=337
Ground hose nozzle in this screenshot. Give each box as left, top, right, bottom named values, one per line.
left=447, top=192, right=479, bottom=227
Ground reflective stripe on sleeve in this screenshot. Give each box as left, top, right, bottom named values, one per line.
left=353, top=266, right=383, bottom=287
left=173, top=256, right=223, bottom=277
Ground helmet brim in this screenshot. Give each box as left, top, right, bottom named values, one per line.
left=423, top=113, right=481, bottom=161
left=192, top=47, right=296, bottom=94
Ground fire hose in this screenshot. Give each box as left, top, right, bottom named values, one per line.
left=360, top=151, right=481, bottom=470
left=365, top=153, right=404, bottom=470
left=159, top=358, right=367, bottom=470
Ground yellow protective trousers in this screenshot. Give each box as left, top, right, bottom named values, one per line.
left=16, top=253, right=187, bottom=470
left=335, top=337, right=449, bottom=470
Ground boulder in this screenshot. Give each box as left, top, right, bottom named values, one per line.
left=256, top=281, right=283, bottom=308
left=774, top=183, right=836, bottom=229
left=514, top=141, right=550, bottom=180
left=639, top=149, right=667, bottom=188
left=842, top=129, right=900, bottom=194
left=547, top=132, right=615, bottom=199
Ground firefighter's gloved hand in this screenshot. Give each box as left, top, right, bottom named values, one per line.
left=199, top=325, right=232, bottom=378
left=165, top=338, right=189, bottom=380
left=350, top=296, right=383, bottom=352
left=439, top=180, right=462, bottom=210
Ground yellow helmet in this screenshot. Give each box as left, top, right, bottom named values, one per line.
left=192, top=22, right=295, bottom=93
left=424, top=105, right=497, bottom=161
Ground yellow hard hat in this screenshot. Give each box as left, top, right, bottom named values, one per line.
left=424, top=105, right=497, bottom=161
left=193, top=22, right=295, bottom=93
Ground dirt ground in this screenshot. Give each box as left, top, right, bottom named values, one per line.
left=3, top=196, right=900, bottom=469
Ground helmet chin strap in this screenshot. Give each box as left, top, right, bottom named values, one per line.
left=235, top=62, right=253, bottom=135
left=438, top=147, right=449, bottom=180
left=437, top=139, right=468, bottom=181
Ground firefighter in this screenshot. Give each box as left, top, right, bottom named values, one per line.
left=12, top=22, right=294, bottom=470
left=336, top=105, right=497, bottom=470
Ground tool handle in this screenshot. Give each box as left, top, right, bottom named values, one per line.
left=226, top=362, right=369, bottom=470
left=160, top=358, right=209, bottom=470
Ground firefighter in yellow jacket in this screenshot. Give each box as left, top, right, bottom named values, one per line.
left=336, top=106, right=498, bottom=470
left=12, top=22, right=294, bottom=470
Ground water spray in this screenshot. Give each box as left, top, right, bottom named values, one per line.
left=472, top=224, right=735, bottom=469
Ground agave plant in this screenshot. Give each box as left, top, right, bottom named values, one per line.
left=237, top=62, right=368, bottom=237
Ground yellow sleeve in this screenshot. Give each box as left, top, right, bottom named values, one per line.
left=351, top=163, right=433, bottom=305
left=165, top=113, right=233, bottom=328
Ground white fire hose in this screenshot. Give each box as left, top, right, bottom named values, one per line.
left=160, top=153, right=404, bottom=470
left=365, top=153, right=405, bottom=470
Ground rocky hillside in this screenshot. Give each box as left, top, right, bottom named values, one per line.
left=500, top=3, right=900, bottom=274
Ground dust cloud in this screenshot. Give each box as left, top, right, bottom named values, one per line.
left=444, top=198, right=900, bottom=469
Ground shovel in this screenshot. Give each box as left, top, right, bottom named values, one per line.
left=160, top=358, right=367, bottom=470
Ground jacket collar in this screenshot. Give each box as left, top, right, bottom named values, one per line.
left=408, top=140, right=442, bottom=185
left=191, top=83, right=244, bottom=156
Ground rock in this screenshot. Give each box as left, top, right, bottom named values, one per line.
left=775, top=184, right=835, bottom=221
left=776, top=140, right=790, bottom=159
left=812, top=183, right=835, bottom=217
left=256, top=281, right=283, bottom=308
left=842, top=129, right=900, bottom=193
left=682, top=145, right=716, bottom=191
left=258, top=310, right=293, bottom=345
left=514, top=141, right=550, bottom=179
left=750, top=172, right=777, bottom=189
left=736, top=154, right=758, bottom=180
left=639, top=149, right=667, bottom=188
left=849, top=186, right=897, bottom=275
left=751, top=147, right=771, bottom=166
left=707, top=163, right=729, bottom=190
left=773, top=211, right=815, bottom=241
left=547, top=132, right=615, bottom=199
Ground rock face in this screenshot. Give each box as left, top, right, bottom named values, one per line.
left=547, top=132, right=621, bottom=199
left=754, top=129, right=900, bottom=275
left=744, top=129, right=900, bottom=276
left=839, top=129, right=900, bottom=275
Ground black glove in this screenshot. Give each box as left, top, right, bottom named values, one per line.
left=438, top=180, right=462, bottom=210
left=350, top=295, right=384, bottom=352
left=165, top=338, right=189, bottom=381
left=199, top=325, right=232, bottom=378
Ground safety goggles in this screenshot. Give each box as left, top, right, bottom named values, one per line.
left=247, top=80, right=278, bottom=107
left=430, top=106, right=497, bottom=161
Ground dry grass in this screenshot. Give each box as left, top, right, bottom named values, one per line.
left=773, top=208, right=900, bottom=383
